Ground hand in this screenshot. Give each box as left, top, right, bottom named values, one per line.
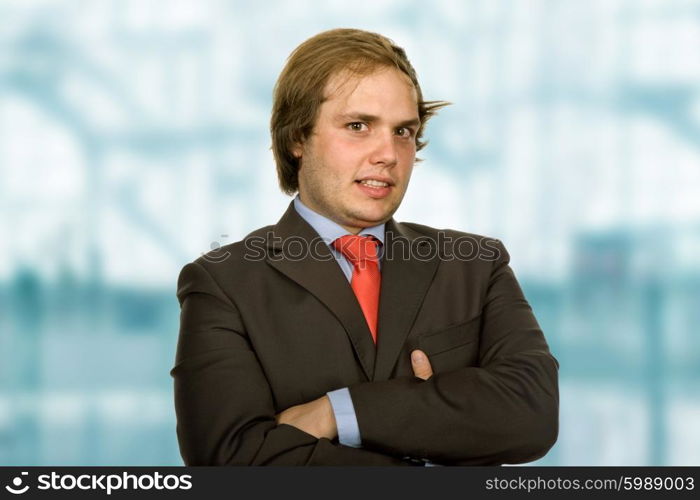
left=411, top=350, right=433, bottom=380
left=275, top=395, right=338, bottom=440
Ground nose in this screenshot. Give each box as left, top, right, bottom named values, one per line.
left=369, top=130, right=398, bottom=167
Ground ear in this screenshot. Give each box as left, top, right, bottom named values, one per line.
left=291, top=142, right=303, bottom=159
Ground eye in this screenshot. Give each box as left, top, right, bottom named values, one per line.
left=395, top=127, right=414, bottom=138
left=347, top=122, right=368, bottom=132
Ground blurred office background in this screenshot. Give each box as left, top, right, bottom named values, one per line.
left=1, top=0, right=699, bottom=465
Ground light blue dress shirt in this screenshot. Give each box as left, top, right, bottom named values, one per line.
left=292, top=195, right=383, bottom=449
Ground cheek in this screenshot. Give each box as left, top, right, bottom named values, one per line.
left=322, top=129, right=370, bottom=155
left=328, top=137, right=366, bottom=160
left=397, top=146, right=416, bottom=173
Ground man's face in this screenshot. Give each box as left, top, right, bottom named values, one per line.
left=295, top=67, right=420, bottom=234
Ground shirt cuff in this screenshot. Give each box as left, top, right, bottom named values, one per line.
left=327, top=387, right=362, bottom=448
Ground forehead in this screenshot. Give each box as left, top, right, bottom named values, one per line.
left=321, top=67, right=418, bottom=112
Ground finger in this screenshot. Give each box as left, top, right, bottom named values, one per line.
left=411, top=349, right=433, bottom=380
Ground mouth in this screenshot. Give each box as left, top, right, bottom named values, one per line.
left=354, top=177, right=394, bottom=199
left=355, top=177, right=394, bottom=188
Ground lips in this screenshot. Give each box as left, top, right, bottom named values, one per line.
left=358, top=179, right=390, bottom=188
left=355, top=176, right=395, bottom=187
left=355, top=177, right=394, bottom=199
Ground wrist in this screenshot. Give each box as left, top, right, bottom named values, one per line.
left=321, top=395, right=338, bottom=439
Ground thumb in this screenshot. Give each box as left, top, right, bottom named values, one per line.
left=411, top=350, right=433, bottom=380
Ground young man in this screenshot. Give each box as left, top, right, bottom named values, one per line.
left=172, top=28, right=559, bottom=466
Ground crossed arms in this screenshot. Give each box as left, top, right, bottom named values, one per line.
left=275, top=350, right=435, bottom=441
left=172, top=243, right=559, bottom=466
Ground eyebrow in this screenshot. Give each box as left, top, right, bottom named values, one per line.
left=339, top=112, right=421, bottom=128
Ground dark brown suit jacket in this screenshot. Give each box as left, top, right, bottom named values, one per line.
left=171, top=202, right=559, bottom=465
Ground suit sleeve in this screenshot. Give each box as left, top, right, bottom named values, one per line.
left=348, top=241, right=559, bottom=465
left=171, top=261, right=413, bottom=466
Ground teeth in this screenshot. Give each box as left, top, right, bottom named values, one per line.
left=360, top=179, right=389, bottom=188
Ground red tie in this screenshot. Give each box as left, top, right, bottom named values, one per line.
left=332, top=235, right=381, bottom=344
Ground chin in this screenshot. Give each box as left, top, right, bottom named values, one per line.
left=352, top=208, right=394, bottom=226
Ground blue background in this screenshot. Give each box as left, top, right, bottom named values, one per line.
left=1, top=0, right=699, bottom=465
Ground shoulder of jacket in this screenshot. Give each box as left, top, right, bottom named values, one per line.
left=399, top=221, right=502, bottom=244
left=187, top=224, right=275, bottom=270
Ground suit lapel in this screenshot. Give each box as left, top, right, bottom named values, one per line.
left=264, top=203, right=377, bottom=380
left=373, top=219, right=441, bottom=381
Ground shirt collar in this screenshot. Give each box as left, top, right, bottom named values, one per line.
left=293, top=195, right=385, bottom=245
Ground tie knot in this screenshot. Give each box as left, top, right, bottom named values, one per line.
left=332, top=235, right=379, bottom=264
